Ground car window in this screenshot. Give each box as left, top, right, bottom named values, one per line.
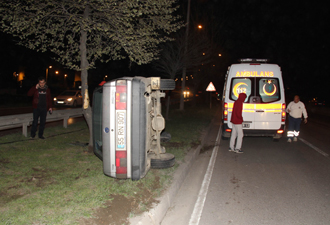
left=230, top=78, right=252, bottom=102
left=258, top=78, right=280, bottom=103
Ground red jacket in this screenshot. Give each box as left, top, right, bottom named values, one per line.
left=27, top=86, right=53, bottom=110
left=230, top=93, right=246, bottom=125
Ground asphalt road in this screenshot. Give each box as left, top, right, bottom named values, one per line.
left=161, top=113, right=330, bottom=225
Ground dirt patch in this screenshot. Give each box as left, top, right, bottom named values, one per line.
left=80, top=176, right=161, bottom=225
left=0, top=191, right=25, bottom=206
left=199, top=145, right=214, bottom=154
left=0, top=158, right=10, bottom=164
left=190, top=141, right=200, bottom=149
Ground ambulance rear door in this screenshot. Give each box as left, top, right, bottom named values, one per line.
left=228, top=77, right=254, bottom=129
left=253, top=64, right=284, bottom=130
left=254, top=77, right=283, bottom=130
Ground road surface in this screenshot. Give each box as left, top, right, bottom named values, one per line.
left=161, top=112, right=330, bottom=225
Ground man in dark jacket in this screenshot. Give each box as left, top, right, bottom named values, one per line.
left=229, top=92, right=247, bottom=153
left=27, top=76, right=53, bottom=139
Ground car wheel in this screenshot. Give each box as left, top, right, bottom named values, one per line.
left=150, top=153, right=175, bottom=169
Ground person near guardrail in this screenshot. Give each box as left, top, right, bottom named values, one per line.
left=27, top=76, right=53, bottom=139
left=286, top=95, right=308, bottom=142
left=229, top=92, right=247, bottom=154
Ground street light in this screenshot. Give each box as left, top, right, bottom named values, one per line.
left=198, top=25, right=202, bottom=29
left=45, top=66, right=52, bottom=82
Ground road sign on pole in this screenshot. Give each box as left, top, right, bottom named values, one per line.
left=206, top=82, right=216, bottom=109
left=206, top=82, right=216, bottom=92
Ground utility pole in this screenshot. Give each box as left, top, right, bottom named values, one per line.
left=180, top=0, right=191, bottom=111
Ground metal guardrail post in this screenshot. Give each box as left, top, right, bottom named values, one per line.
left=63, top=117, right=69, bottom=128
left=0, top=108, right=83, bottom=137
left=23, top=122, right=29, bottom=137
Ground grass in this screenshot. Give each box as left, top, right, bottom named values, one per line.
left=0, top=102, right=217, bottom=225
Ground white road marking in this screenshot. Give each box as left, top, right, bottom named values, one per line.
left=189, top=126, right=222, bottom=225
left=299, top=138, right=329, bottom=157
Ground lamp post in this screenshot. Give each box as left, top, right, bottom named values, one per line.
left=64, top=74, right=67, bottom=87
left=45, top=66, right=52, bottom=82
left=180, top=0, right=191, bottom=111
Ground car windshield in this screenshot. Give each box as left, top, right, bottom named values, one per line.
left=60, top=91, right=77, bottom=96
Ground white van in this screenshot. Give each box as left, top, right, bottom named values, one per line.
left=222, top=59, right=286, bottom=140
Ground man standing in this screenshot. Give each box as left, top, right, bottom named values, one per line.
left=286, top=95, right=308, bottom=142
left=27, top=76, right=53, bottom=139
left=229, top=93, right=247, bottom=153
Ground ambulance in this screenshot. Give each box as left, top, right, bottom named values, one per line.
left=222, top=59, right=286, bottom=140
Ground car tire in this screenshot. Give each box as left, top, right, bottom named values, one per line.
left=150, top=153, right=175, bottom=169
left=160, top=79, right=175, bottom=90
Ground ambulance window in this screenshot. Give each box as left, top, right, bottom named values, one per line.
left=258, top=78, right=280, bottom=103
left=230, top=78, right=251, bottom=102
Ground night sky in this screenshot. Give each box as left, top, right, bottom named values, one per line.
left=1, top=0, right=329, bottom=103
left=193, top=0, right=329, bottom=102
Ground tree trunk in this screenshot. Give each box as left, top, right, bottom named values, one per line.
left=80, top=7, right=93, bottom=152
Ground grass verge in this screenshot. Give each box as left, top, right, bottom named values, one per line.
left=0, top=102, right=217, bottom=225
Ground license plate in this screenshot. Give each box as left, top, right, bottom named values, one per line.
left=242, top=123, right=250, bottom=128
left=116, top=110, right=126, bottom=150
left=57, top=101, right=64, bottom=104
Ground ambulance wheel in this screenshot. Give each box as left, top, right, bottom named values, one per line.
left=160, top=79, right=175, bottom=91
left=151, top=153, right=175, bottom=169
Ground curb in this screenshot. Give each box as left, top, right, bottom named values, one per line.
left=129, top=113, right=216, bottom=225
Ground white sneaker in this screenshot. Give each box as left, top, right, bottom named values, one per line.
left=293, top=137, right=298, bottom=142
left=287, top=139, right=292, bottom=143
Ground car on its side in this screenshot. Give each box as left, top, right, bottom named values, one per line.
left=53, top=90, right=82, bottom=107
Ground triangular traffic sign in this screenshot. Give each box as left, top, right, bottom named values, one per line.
left=206, top=82, right=216, bottom=91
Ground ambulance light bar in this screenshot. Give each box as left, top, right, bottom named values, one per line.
left=239, top=58, right=269, bottom=63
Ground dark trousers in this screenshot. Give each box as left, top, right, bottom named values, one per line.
left=31, top=108, right=47, bottom=137
left=287, top=115, right=301, bottom=139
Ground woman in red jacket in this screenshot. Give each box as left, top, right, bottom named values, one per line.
left=229, top=93, right=246, bottom=153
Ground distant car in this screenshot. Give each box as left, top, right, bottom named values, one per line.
left=54, top=90, right=82, bottom=107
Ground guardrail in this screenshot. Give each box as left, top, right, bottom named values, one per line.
left=0, top=108, right=83, bottom=137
